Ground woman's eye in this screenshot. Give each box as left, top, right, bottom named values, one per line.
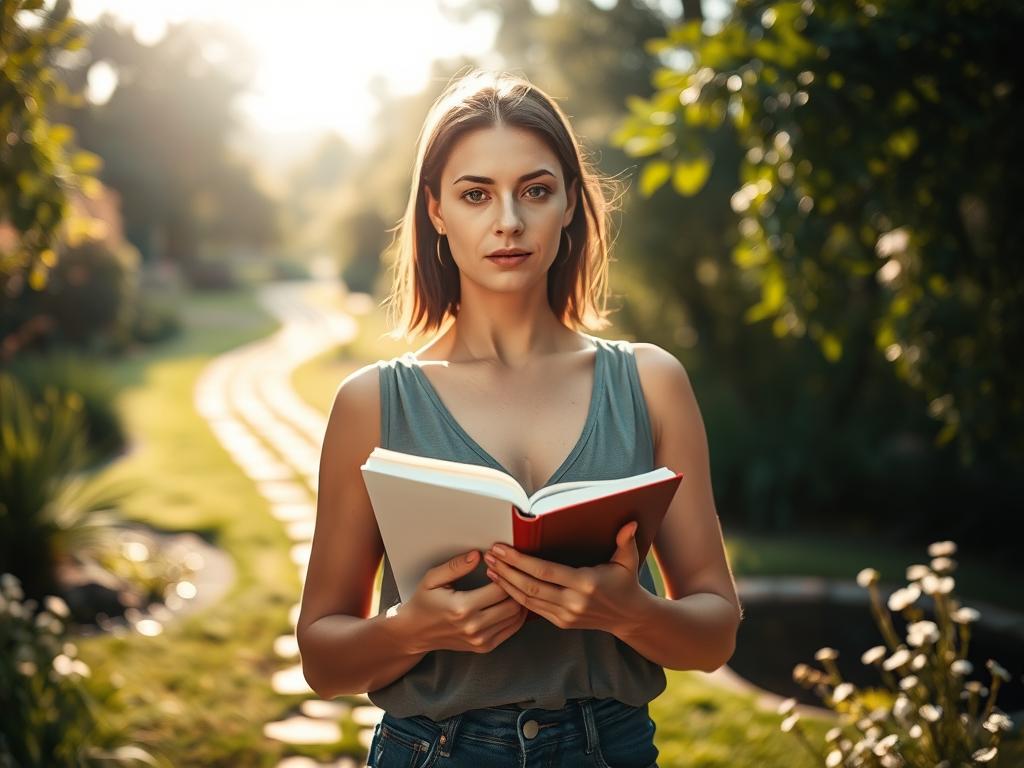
left=461, top=186, right=551, bottom=204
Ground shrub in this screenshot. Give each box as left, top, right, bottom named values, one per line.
left=6, top=355, right=126, bottom=462
left=0, top=373, right=129, bottom=602
left=778, top=540, right=1017, bottom=766
left=0, top=572, right=160, bottom=766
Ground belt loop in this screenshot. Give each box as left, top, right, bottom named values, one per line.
left=579, top=698, right=600, bottom=756
left=437, top=713, right=462, bottom=758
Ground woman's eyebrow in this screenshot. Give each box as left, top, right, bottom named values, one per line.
left=452, top=169, right=556, bottom=185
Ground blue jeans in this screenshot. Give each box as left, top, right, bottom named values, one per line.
left=365, top=696, right=659, bottom=768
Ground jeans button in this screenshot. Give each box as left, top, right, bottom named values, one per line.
left=522, top=719, right=539, bottom=739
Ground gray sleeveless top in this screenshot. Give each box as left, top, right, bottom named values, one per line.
left=367, top=334, right=667, bottom=721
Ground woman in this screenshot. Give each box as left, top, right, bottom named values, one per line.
left=297, top=69, right=742, bottom=768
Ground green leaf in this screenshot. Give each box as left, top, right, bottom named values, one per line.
left=821, top=332, right=842, bottom=362
left=671, top=153, right=712, bottom=196
left=639, top=161, right=671, bottom=197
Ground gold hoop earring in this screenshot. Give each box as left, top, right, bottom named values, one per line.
left=436, top=233, right=446, bottom=266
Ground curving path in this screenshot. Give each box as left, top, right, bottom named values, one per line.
left=193, top=277, right=384, bottom=768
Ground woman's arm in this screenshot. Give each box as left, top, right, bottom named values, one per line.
left=612, top=342, right=743, bottom=672
left=295, top=364, right=426, bottom=698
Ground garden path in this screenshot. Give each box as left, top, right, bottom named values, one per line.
left=194, top=278, right=381, bottom=768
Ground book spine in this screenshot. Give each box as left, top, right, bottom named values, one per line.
left=511, top=506, right=541, bottom=553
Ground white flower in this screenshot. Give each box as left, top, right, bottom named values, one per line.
left=892, top=694, right=914, bottom=721
left=826, top=749, right=843, bottom=768
left=927, top=540, right=957, bottom=557
left=857, top=567, right=880, bottom=587
left=825, top=726, right=844, bottom=742
left=861, top=645, right=887, bottom=665
left=815, top=647, right=839, bottom=662
left=887, top=584, right=920, bottom=611
left=1, top=573, right=24, bottom=601
left=777, top=697, right=796, bottom=715
left=964, top=680, right=989, bottom=697
left=52, top=654, right=75, bottom=677
left=951, top=659, right=973, bottom=676
left=16, top=660, right=36, bottom=676
left=832, top=682, right=855, bottom=703
left=899, top=675, right=919, bottom=691
left=972, top=746, right=998, bottom=763
left=883, top=648, right=912, bottom=671
left=911, top=653, right=927, bottom=670
left=907, top=620, right=940, bottom=647
left=983, top=712, right=1013, bottom=733
left=780, top=712, right=800, bottom=732
left=952, top=606, right=980, bottom=624
left=986, top=659, right=1010, bottom=682
left=930, top=556, right=956, bottom=573
left=44, top=595, right=70, bottom=619
left=908, top=724, right=922, bottom=738
left=873, top=733, right=899, bottom=756
left=921, top=573, right=954, bottom=595
left=905, top=564, right=931, bottom=581
left=919, top=704, right=942, bottom=722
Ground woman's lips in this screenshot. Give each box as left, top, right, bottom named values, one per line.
left=486, top=252, right=531, bottom=266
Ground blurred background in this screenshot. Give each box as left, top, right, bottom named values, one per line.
left=1, top=0, right=1021, bottom=766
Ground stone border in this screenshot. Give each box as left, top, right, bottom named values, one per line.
left=702, top=575, right=1024, bottom=722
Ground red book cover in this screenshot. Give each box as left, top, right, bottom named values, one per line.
left=507, top=471, right=683, bottom=623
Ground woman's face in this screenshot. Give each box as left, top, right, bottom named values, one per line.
left=425, top=125, right=578, bottom=297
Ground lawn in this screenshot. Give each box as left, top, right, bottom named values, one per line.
left=76, top=286, right=310, bottom=767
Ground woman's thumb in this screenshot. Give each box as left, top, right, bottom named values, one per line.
left=423, top=550, right=479, bottom=590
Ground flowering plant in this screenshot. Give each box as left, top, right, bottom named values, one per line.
left=777, top=540, right=1017, bottom=767
left=0, top=572, right=159, bottom=766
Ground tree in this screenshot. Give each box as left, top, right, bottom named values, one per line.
left=0, top=0, right=101, bottom=309
left=614, top=0, right=1024, bottom=467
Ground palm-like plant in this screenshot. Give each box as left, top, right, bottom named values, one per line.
left=0, top=373, right=131, bottom=601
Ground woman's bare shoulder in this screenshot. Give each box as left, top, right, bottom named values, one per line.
left=325, top=362, right=382, bottom=450
left=630, top=342, right=701, bottom=445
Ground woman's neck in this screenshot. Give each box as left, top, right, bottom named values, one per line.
left=428, top=282, right=583, bottom=368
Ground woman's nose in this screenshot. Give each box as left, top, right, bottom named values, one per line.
left=494, top=195, right=523, bottom=234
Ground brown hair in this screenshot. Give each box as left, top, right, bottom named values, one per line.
left=381, top=67, right=621, bottom=342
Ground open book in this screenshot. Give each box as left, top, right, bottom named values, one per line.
left=361, top=447, right=684, bottom=608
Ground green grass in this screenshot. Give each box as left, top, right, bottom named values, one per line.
left=76, top=286, right=312, bottom=767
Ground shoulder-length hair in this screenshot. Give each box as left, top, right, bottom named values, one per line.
left=382, top=68, right=621, bottom=342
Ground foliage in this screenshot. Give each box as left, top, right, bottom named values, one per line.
left=0, top=0, right=102, bottom=297
left=5, top=351, right=126, bottom=461
left=779, top=540, right=1017, bottom=766
left=1, top=236, right=144, bottom=358
left=0, top=573, right=160, bottom=767
left=614, top=0, right=1024, bottom=467
left=0, top=372, right=130, bottom=602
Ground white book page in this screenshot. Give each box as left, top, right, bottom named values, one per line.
left=364, top=447, right=530, bottom=510
left=527, top=467, right=677, bottom=516
left=362, top=470, right=517, bottom=603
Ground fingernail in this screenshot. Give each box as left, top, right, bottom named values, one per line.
left=465, top=551, right=477, bottom=563
left=484, top=553, right=496, bottom=565
left=492, top=544, right=507, bottom=557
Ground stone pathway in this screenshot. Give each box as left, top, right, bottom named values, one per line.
left=194, top=278, right=383, bottom=767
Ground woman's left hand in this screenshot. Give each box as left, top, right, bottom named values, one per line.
left=483, top=521, right=645, bottom=633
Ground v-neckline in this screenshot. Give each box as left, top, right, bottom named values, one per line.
left=403, top=336, right=606, bottom=495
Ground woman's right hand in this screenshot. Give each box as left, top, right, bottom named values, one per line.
left=396, top=550, right=528, bottom=655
